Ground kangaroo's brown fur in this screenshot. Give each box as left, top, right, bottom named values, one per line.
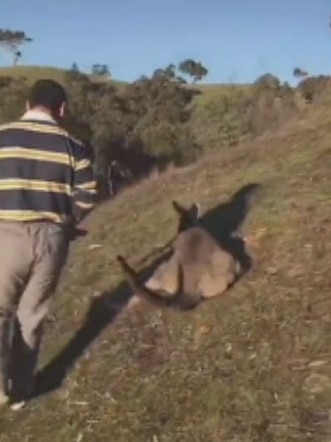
left=117, top=200, right=242, bottom=310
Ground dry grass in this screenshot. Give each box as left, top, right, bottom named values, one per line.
left=192, top=83, right=251, bottom=106
left=2, top=102, right=331, bottom=441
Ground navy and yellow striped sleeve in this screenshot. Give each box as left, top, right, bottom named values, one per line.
left=70, top=137, right=97, bottom=224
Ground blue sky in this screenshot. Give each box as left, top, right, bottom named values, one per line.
left=1, top=0, right=331, bottom=84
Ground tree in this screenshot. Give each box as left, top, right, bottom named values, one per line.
left=297, top=75, right=330, bottom=102
left=178, top=59, right=208, bottom=83
left=152, top=64, right=186, bottom=83
left=91, top=64, right=111, bottom=78
left=254, top=73, right=281, bottom=90
left=70, top=62, right=80, bottom=72
left=0, top=29, right=32, bottom=66
left=293, top=67, right=308, bottom=78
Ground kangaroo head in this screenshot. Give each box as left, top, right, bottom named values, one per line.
left=172, top=200, right=201, bottom=233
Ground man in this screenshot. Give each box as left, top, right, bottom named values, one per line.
left=0, top=79, right=97, bottom=409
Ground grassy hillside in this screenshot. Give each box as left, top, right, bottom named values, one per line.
left=0, top=65, right=67, bottom=83
left=192, top=82, right=251, bottom=106
left=0, top=98, right=331, bottom=441
left=0, top=65, right=127, bottom=88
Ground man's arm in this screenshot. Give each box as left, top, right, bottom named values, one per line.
left=71, top=140, right=97, bottom=226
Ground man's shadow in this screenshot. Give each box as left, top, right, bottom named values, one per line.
left=33, top=182, right=261, bottom=399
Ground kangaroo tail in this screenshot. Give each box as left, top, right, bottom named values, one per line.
left=116, top=255, right=176, bottom=307
left=117, top=255, right=201, bottom=310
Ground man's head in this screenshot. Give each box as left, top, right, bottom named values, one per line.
left=26, top=79, right=67, bottom=120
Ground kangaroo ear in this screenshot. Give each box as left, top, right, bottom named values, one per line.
left=172, top=200, right=186, bottom=216
left=189, top=203, right=200, bottom=219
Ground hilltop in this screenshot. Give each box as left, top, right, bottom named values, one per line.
left=0, top=65, right=68, bottom=84
left=0, top=92, right=331, bottom=441
left=0, top=65, right=128, bottom=88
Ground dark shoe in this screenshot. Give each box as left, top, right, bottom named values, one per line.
left=8, top=377, right=34, bottom=411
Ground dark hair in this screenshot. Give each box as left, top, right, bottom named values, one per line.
left=28, top=79, right=67, bottom=113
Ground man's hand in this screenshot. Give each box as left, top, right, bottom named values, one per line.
left=74, top=227, right=88, bottom=238
left=67, top=225, right=88, bottom=241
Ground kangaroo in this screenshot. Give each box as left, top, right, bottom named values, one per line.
left=117, top=200, right=243, bottom=311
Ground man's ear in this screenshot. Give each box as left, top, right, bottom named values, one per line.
left=58, top=101, right=66, bottom=118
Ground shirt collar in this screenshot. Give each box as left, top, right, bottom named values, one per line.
left=20, top=109, right=57, bottom=124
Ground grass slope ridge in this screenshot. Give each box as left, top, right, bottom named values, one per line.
left=1, top=102, right=331, bottom=441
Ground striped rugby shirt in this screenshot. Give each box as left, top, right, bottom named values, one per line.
left=0, top=109, right=97, bottom=225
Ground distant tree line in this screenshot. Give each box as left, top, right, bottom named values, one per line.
left=0, top=27, right=330, bottom=200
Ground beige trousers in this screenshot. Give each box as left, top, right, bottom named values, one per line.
left=0, top=220, right=69, bottom=400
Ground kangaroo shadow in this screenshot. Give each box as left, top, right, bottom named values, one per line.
left=200, top=182, right=261, bottom=239
left=33, top=182, right=261, bottom=399
left=198, top=182, right=261, bottom=275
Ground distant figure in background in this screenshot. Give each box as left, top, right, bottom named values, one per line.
left=0, top=79, right=97, bottom=409
left=108, top=160, right=122, bottom=196
left=108, top=160, right=132, bottom=196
